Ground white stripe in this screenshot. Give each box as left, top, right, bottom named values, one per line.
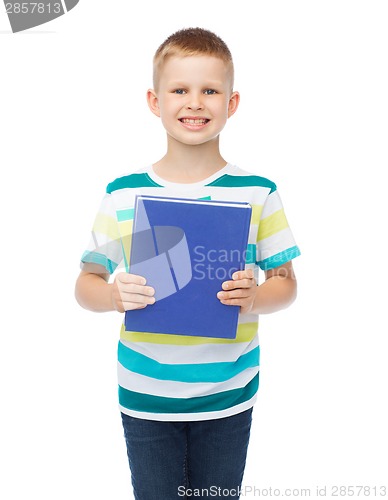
left=87, top=231, right=122, bottom=248
left=119, top=336, right=259, bottom=364
left=110, top=178, right=272, bottom=209
left=109, top=188, right=157, bottom=207
left=261, top=189, right=283, bottom=218
left=257, top=227, right=297, bottom=262
left=117, top=363, right=259, bottom=399
left=210, top=187, right=268, bottom=202
left=204, top=187, right=269, bottom=206
left=119, top=394, right=257, bottom=422
left=249, top=223, right=259, bottom=243
left=83, top=234, right=122, bottom=268
left=237, top=312, right=259, bottom=325
left=100, top=193, right=120, bottom=214
left=225, top=165, right=248, bottom=177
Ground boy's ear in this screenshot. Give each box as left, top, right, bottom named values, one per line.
left=228, top=91, right=240, bottom=118
left=147, top=89, right=161, bottom=117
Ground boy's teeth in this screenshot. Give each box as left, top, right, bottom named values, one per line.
left=181, top=118, right=207, bottom=124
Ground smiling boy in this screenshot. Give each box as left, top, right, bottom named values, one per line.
left=75, top=27, right=300, bottom=500
left=147, top=52, right=238, bottom=172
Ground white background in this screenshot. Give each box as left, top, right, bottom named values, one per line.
left=1, top=1, right=387, bottom=498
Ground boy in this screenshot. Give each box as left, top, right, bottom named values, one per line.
left=75, top=27, right=300, bottom=500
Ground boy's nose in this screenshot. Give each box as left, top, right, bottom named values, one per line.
left=186, top=96, right=204, bottom=111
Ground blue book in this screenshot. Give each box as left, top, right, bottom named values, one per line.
left=125, top=195, right=252, bottom=339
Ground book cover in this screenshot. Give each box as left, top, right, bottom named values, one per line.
left=125, top=195, right=252, bottom=339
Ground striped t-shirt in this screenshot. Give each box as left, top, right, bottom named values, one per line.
left=81, top=163, right=300, bottom=421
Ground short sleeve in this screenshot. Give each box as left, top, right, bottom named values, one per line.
left=80, top=193, right=123, bottom=274
left=256, top=188, right=301, bottom=270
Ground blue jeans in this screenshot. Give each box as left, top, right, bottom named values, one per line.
left=121, top=408, right=253, bottom=500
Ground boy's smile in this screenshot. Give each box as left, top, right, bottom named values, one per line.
left=179, top=116, right=210, bottom=131
left=147, top=55, right=239, bottom=147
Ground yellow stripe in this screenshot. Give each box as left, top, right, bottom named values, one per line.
left=92, top=213, right=120, bottom=241
left=120, top=321, right=258, bottom=345
left=250, top=204, right=263, bottom=226
left=257, top=208, right=288, bottom=241
left=118, top=220, right=133, bottom=237
left=118, top=220, right=133, bottom=268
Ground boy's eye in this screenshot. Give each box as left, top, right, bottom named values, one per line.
left=203, top=89, right=217, bottom=95
left=173, top=89, right=186, bottom=94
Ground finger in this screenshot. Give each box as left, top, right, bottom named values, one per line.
left=119, top=287, right=155, bottom=298
left=219, top=297, right=243, bottom=306
left=120, top=283, right=155, bottom=296
left=117, top=272, right=147, bottom=285
left=122, top=301, right=149, bottom=311
left=222, top=278, right=254, bottom=291
left=120, top=292, right=156, bottom=306
left=217, top=289, right=249, bottom=301
left=232, top=269, right=254, bottom=281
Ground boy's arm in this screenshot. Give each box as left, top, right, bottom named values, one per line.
left=75, top=265, right=155, bottom=313
left=217, top=260, right=297, bottom=315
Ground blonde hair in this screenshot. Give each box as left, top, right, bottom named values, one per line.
left=153, top=27, right=234, bottom=90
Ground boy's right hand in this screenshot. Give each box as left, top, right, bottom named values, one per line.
left=111, top=272, right=155, bottom=313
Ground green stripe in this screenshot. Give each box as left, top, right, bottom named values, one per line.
left=206, top=174, right=276, bottom=193
left=245, top=244, right=256, bottom=264
left=81, top=251, right=117, bottom=274
left=106, top=173, right=162, bottom=193
left=117, top=208, right=134, bottom=222
left=121, top=321, right=258, bottom=345
left=119, top=373, right=259, bottom=414
left=258, top=245, right=301, bottom=270
left=118, top=342, right=260, bottom=383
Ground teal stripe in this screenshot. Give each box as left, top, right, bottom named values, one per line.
left=117, top=208, right=134, bottom=222
left=258, top=245, right=301, bottom=270
left=106, top=173, right=162, bottom=193
left=119, top=372, right=259, bottom=414
left=118, top=342, right=260, bottom=383
left=206, top=174, right=276, bottom=193
left=245, top=244, right=256, bottom=264
left=81, top=251, right=117, bottom=274
left=198, top=196, right=212, bottom=200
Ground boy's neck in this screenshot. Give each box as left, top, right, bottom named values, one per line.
left=152, top=136, right=228, bottom=184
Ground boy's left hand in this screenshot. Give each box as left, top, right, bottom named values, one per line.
left=217, top=269, right=257, bottom=315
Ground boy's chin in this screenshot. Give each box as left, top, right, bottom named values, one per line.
left=168, top=132, right=221, bottom=147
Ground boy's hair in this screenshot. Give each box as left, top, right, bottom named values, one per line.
left=153, top=27, right=234, bottom=91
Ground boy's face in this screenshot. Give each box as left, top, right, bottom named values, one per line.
left=147, top=55, right=239, bottom=147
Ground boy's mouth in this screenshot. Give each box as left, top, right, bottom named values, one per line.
left=179, top=117, right=210, bottom=128
left=179, top=118, right=210, bottom=124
